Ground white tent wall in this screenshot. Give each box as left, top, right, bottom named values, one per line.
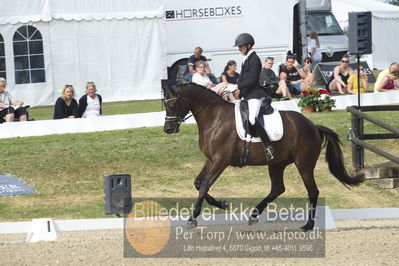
left=0, top=0, right=166, bottom=106
left=332, top=0, right=399, bottom=70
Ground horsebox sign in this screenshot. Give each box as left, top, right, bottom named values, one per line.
left=0, top=174, right=37, bottom=196
left=313, top=61, right=376, bottom=87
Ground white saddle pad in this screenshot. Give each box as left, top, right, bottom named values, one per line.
left=234, top=101, right=283, bottom=142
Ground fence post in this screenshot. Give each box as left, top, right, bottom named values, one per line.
left=351, top=108, right=364, bottom=169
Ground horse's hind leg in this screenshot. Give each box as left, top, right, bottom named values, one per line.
left=188, top=160, right=228, bottom=228
left=194, top=160, right=228, bottom=210
left=249, top=162, right=288, bottom=225
left=297, top=166, right=319, bottom=232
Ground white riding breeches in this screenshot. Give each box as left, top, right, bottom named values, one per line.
left=248, top=98, right=264, bottom=125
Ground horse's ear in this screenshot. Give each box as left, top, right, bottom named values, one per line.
left=161, top=79, right=176, bottom=95
left=161, top=79, right=173, bottom=93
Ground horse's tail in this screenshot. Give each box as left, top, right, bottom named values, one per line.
left=317, top=125, right=365, bottom=187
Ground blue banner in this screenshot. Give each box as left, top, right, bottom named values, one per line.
left=0, top=174, right=38, bottom=196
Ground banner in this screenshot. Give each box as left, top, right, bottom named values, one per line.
left=0, top=174, right=37, bottom=196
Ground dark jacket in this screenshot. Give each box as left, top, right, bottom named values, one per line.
left=53, top=97, right=79, bottom=119
left=237, top=51, right=268, bottom=100
left=78, top=94, right=102, bottom=118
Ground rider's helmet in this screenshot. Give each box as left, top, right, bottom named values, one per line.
left=234, top=33, right=255, bottom=47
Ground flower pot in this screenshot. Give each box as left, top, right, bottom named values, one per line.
left=303, top=106, right=315, bottom=113
left=322, top=107, right=331, bottom=112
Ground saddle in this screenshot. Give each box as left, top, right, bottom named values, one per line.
left=234, top=98, right=283, bottom=142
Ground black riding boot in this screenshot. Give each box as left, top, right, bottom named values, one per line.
left=253, top=119, right=275, bottom=161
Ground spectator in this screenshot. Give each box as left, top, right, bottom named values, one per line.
left=184, top=47, right=216, bottom=83
left=347, top=65, right=368, bottom=94
left=192, top=61, right=237, bottom=101
left=279, top=51, right=307, bottom=95
left=53, top=85, right=79, bottom=119
left=327, top=54, right=353, bottom=94
left=302, top=57, right=315, bottom=89
left=78, top=82, right=103, bottom=118
left=374, top=62, right=399, bottom=92
left=308, top=31, right=322, bottom=70
left=259, top=57, right=291, bottom=100
left=0, top=77, right=28, bottom=123
left=221, top=60, right=239, bottom=84
left=375, top=70, right=399, bottom=92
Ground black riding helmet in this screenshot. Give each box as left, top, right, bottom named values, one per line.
left=234, top=33, right=255, bottom=47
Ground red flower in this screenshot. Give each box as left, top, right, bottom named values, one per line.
left=309, top=91, right=313, bottom=95
left=303, top=91, right=308, bottom=95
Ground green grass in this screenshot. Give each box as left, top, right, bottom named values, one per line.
left=0, top=110, right=398, bottom=221
left=28, top=99, right=163, bottom=120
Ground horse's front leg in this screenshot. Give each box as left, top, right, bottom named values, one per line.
left=188, top=161, right=228, bottom=228
left=194, top=160, right=228, bottom=211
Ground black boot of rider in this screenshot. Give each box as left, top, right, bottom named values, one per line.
left=253, top=119, right=275, bottom=161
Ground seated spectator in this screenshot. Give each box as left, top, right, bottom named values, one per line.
left=259, top=57, right=291, bottom=100
left=302, top=57, right=316, bottom=90
left=53, top=85, right=79, bottom=119
left=374, top=62, right=399, bottom=92
left=375, top=70, right=399, bottom=92
left=347, top=66, right=368, bottom=94
left=78, top=82, right=103, bottom=118
left=221, top=60, right=239, bottom=84
left=184, top=47, right=217, bottom=83
left=279, top=52, right=307, bottom=95
left=192, top=61, right=237, bottom=101
left=327, top=54, right=353, bottom=94
left=0, top=77, right=28, bottom=123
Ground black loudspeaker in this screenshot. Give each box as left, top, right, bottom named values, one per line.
left=104, top=174, right=132, bottom=215
left=348, top=12, right=372, bottom=54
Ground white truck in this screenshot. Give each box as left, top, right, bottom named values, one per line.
left=162, top=0, right=347, bottom=80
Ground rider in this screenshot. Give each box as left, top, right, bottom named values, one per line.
left=226, top=33, right=275, bottom=160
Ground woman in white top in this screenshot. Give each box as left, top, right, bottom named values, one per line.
left=308, top=31, right=322, bottom=71
left=78, top=82, right=103, bottom=118
left=192, top=61, right=238, bottom=101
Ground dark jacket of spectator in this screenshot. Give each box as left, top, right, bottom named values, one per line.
left=78, top=94, right=102, bottom=118
left=53, top=97, right=79, bottom=119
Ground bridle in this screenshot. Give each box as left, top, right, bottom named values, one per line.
left=164, top=87, right=221, bottom=125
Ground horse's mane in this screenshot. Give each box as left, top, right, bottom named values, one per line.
left=177, top=82, right=227, bottom=103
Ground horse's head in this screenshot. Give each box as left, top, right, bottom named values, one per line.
left=161, top=80, right=190, bottom=134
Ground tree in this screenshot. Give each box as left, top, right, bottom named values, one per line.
left=387, top=0, right=399, bottom=6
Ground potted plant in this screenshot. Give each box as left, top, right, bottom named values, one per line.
left=317, top=89, right=336, bottom=112
left=298, top=88, right=320, bottom=112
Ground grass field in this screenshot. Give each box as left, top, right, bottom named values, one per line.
left=28, top=99, right=163, bottom=120
left=0, top=109, right=398, bottom=222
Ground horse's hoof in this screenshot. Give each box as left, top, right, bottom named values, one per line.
left=219, top=200, right=228, bottom=210
left=299, top=224, right=313, bottom=232
left=187, top=219, right=197, bottom=229
left=248, top=216, right=258, bottom=226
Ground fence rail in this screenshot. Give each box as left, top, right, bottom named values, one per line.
left=346, top=105, right=399, bottom=170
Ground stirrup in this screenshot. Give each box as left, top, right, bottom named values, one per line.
left=264, top=145, right=275, bottom=161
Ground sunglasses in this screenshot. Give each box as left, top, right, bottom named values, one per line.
left=342, top=60, right=349, bottom=63
left=305, top=61, right=312, bottom=64
left=65, top=84, right=73, bottom=88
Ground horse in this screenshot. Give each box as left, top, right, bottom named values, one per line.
left=161, top=80, right=364, bottom=231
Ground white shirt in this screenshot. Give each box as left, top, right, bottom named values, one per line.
left=82, top=95, right=101, bottom=118
left=192, top=73, right=213, bottom=87
left=242, top=49, right=255, bottom=66
left=308, top=39, right=322, bottom=61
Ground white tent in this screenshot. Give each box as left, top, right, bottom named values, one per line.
left=332, top=0, right=399, bottom=69
left=0, top=0, right=166, bottom=106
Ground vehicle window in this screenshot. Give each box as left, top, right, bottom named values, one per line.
left=307, top=13, right=343, bottom=36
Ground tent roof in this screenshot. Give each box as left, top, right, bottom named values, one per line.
left=333, top=0, right=399, bottom=20
left=0, top=0, right=164, bottom=25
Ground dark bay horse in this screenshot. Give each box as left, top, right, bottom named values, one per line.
left=161, top=80, right=364, bottom=231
